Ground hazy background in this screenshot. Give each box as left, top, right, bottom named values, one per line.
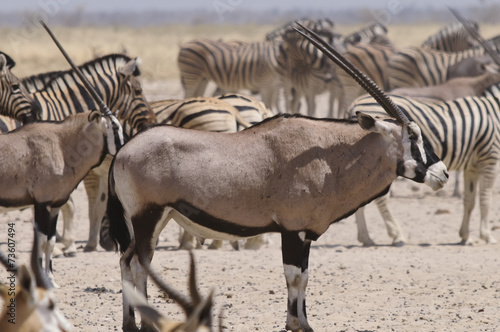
left=1, top=0, right=499, bottom=26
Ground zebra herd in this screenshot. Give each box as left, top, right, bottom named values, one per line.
left=0, top=13, right=499, bottom=331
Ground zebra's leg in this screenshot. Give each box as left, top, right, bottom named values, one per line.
left=83, top=170, right=100, bottom=251
left=179, top=228, right=202, bottom=250
left=305, top=94, right=316, bottom=117
left=328, top=82, right=342, bottom=118
left=212, top=86, right=224, bottom=97
left=355, top=206, right=376, bottom=247
left=281, top=231, right=313, bottom=332
left=208, top=240, right=223, bottom=249
left=84, top=167, right=109, bottom=252
left=60, top=196, right=77, bottom=257
left=290, top=88, right=302, bottom=114
left=478, top=165, right=497, bottom=244
left=452, top=171, right=462, bottom=198
left=374, top=194, right=406, bottom=246
left=459, top=169, right=479, bottom=244
left=244, top=234, right=267, bottom=250
left=193, top=79, right=210, bottom=97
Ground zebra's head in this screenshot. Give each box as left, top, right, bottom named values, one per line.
left=112, top=56, right=156, bottom=136
left=0, top=52, right=41, bottom=124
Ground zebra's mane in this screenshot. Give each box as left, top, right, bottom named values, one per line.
left=22, top=53, right=138, bottom=91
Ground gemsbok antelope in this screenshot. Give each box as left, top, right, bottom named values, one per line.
left=107, top=25, right=449, bottom=332
left=0, top=225, right=72, bottom=331
left=0, top=21, right=125, bottom=287
left=122, top=251, right=217, bottom=332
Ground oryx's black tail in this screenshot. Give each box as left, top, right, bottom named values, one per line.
left=107, top=160, right=131, bottom=254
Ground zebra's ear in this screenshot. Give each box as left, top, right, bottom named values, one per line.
left=0, top=53, right=15, bottom=74
left=118, top=58, right=142, bottom=78
left=0, top=54, right=7, bottom=76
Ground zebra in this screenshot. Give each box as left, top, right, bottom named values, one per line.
left=0, top=52, right=41, bottom=123
left=177, top=38, right=284, bottom=111
left=278, top=25, right=339, bottom=116
left=421, top=22, right=479, bottom=52
left=387, top=45, right=496, bottom=89
left=325, top=23, right=393, bottom=118
left=348, top=83, right=500, bottom=246
left=333, top=43, right=396, bottom=118
left=15, top=53, right=155, bottom=252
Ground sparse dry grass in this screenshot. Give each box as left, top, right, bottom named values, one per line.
left=1, top=23, right=499, bottom=81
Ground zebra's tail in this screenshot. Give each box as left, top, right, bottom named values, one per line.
left=107, top=160, right=131, bottom=254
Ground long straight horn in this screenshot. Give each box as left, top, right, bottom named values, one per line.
left=449, top=8, right=500, bottom=66
left=187, top=250, right=202, bottom=305
left=39, top=20, right=113, bottom=118
left=31, top=224, right=53, bottom=290
left=294, top=23, right=411, bottom=125
left=141, top=257, right=194, bottom=315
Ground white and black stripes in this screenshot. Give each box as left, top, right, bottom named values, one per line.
left=0, top=52, right=41, bottom=123
left=351, top=89, right=500, bottom=172
left=178, top=39, right=284, bottom=109
left=350, top=83, right=500, bottom=244
left=20, top=54, right=154, bottom=134
left=421, top=22, right=479, bottom=52
left=388, top=46, right=490, bottom=89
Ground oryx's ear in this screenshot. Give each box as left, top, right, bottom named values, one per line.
left=88, top=109, right=102, bottom=123
left=356, top=112, right=392, bottom=135
left=118, top=57, right=141, bottom=78
left=356, top=112, right=375, bottom=130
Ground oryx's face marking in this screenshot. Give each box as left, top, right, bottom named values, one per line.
left=399, top=121, right=448, bottom=190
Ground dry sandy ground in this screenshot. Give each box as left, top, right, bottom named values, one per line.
left=1, top=80, right=500, bottom=332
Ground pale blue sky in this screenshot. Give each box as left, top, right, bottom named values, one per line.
left=1, top=0, right=491, bottom=13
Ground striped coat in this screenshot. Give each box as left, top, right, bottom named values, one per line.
left=178, top=39, right=284, bottom=110
left=349, top=84, right=500, bottom=245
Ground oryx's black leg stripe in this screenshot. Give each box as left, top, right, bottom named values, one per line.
left=281, top=231, right=313, bottom=332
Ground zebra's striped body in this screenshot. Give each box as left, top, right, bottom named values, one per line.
left=349, top=85, right=500, bottom=245
left=19, top=54, right=154, bottom=252
left=0, top=113, right=21, bottom=133
left=0, top=52, right=41, bottom=123
left=178, top=39, right=284, bottom=110
left=334, top=43, right=395, bottom=118
left=388, top=46, right=491, bottom=89
left=421, top=22, right=479, bottom=52
left=280, top=26, right=337, bottom=116
left=21, top=54, right=155, bottom=131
